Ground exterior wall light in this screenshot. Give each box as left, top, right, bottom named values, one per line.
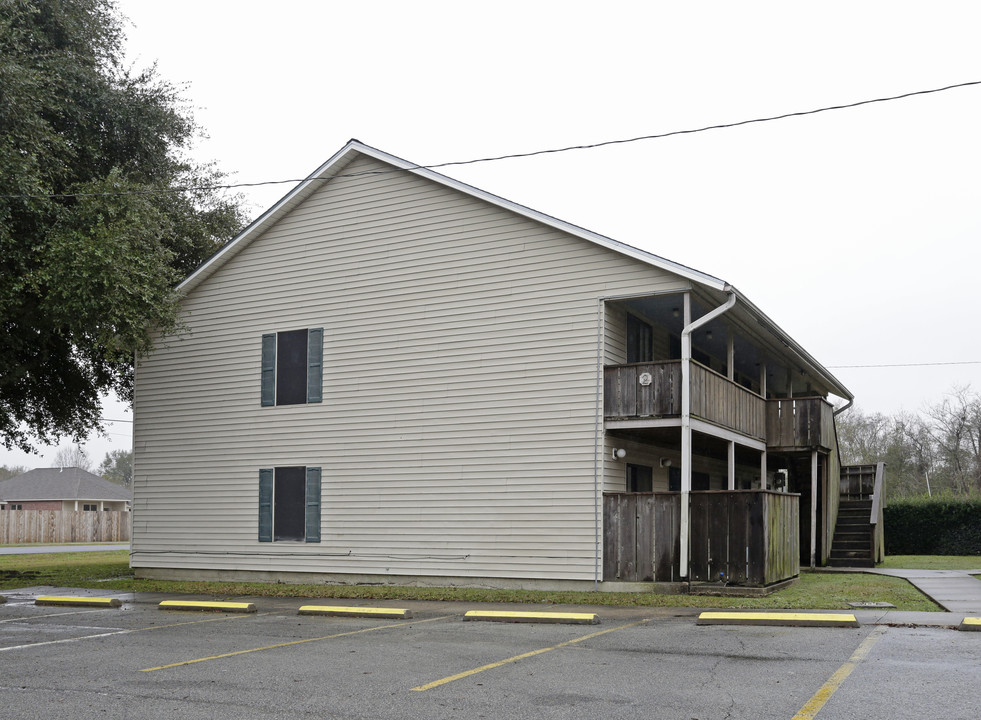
left=612, top=448, right=627, bottom=460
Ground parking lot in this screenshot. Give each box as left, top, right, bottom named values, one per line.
left=1, top=587, right=978, bottom=720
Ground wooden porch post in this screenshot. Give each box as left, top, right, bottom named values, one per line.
left=810, top=449, right=818, bottom=569
left=727, top=331, right=734, bottom=381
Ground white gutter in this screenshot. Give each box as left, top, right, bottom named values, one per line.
left=679, top=291, right=737, bottom=579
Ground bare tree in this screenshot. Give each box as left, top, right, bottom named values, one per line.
left=0, top=465, right=28, bottom=482
left=53, top=444, right=93, bottom=472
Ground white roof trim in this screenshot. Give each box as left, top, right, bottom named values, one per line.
left=176, top=140, right=850, bottom=400
left=178, top=140, right=728, bottom=294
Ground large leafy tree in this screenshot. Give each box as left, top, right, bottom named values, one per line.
left=0, top=0, right=244, bottom=452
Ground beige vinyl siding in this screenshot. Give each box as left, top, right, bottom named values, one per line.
left=133, top=154, right=687, bottom=582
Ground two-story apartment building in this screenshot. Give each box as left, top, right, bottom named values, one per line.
left=131, top=140, right=853, bottom=590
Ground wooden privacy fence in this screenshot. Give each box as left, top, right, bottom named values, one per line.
left=0, top=510, right=130, bottom=544
left=603, top=491, right=799, bottom=586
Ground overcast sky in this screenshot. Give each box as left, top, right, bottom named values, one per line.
left=4, top=1, right=980, bottom=470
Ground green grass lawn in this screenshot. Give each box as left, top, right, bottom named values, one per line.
left=877, top=555, right=981, bottom=570
left=0, top=550, right=945, bottom=611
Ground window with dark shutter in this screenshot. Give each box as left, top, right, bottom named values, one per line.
left=260, top=328, right=324, bottom=406
left=258, top=466, right=322, bottom=543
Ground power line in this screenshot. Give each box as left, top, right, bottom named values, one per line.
left=2, top=80, right=978, bottom=201
left=827, top=361, right=981, bottom=369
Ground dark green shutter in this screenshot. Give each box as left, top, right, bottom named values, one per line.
left=258, top=468, right=273, bottom=542
left=306, top=328, right=323, bottom=403
left=261, top=334, right=276, bottom=406
left=305, top=466, right=321, bottom=542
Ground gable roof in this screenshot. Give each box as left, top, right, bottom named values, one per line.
left=0, top=467, right=131, bottom=502
left=177, top=140, right=852, bottom=402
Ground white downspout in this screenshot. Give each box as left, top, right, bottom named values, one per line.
left=680, top=290, right=737, bottom=579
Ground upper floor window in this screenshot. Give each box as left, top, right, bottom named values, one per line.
left=261, top=328, right=323, bottom=406
left=626, top=313, right=653, bottom=363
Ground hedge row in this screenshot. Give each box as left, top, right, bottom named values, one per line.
left=883, top=497, right=981, bottom=555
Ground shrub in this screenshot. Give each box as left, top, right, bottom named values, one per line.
left=884, top=495, right=981, bottom=555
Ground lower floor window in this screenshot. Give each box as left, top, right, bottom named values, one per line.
left=8, top=504, right=23, bottom=510
left=258, top=466, right=321, bottom=543
left=83, top=504, right=98, bottom=511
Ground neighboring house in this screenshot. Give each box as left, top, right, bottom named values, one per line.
left=0, top=467, right=131, bottom=512
left=132, top=140, right=857, bottom=590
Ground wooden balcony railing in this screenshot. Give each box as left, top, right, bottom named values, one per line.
left=604, top=361, right=766, bottom=441
left=689, top=362, right=766, bottom=440
left=766, top=397, right=835, bottom=450
left=604, top=361, right=682, bottom=419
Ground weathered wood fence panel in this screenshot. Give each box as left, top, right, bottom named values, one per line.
left=839, top=464, right=876, bottom=498
left=604, top=491, right=799, bottom=586
left=603, top=362, right=682, bottom=419
left=0, top=510, right=130, bottom=544
left=689, top=363, right=766, bottom=440
left=603, top=493, right=680, bottom=582
left=766, top=397, right=835, bottom=450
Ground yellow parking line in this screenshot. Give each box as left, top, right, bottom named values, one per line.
left=792, top=626, right=887, bottom=720
left=410, top=619, right=650, bottom=692
left=140, top=614, right=453, bottom=672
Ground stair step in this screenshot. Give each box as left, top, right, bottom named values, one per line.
left=826, top=557, right=874, bottom=568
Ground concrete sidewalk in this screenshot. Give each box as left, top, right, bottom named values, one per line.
left=822, top=566, right=981, bottom=614
left=868, top=568, right=981, bottom=614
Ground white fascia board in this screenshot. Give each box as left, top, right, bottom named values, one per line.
left=177, top=141, right=362, bottom=294
left=178, top=140, right=728, bottom=295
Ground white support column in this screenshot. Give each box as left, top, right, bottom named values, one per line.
left=679, top=291, right=736, bottom=579
left=680, top=293, right=692, bottom=578
left=727, top=441, right=736, bottom=490
left=759, top=361, right=767, bottom=490
left=810, top=450, right=818, bottom=569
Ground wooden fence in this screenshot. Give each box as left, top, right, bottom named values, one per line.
left=603, top=490, right=799, bottom=586
left=0, top=510, right=130, bottom=544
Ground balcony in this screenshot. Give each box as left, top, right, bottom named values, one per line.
left=604, top=360, right=766, bottom=441
left=765, top=397, right=836, bottom=451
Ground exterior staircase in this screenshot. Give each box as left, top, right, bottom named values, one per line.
left=828, top=498, right=874, bottom=567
